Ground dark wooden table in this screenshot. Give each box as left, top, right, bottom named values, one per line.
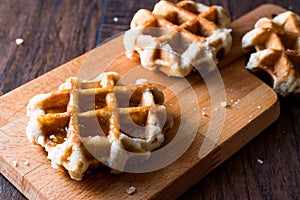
left=0, top=0, right=299, bottom=199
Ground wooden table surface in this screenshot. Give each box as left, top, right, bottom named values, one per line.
left=0, top=0, right=299, bottom=199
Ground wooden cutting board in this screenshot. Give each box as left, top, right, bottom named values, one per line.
left=0, top=4, right=285, bottom=200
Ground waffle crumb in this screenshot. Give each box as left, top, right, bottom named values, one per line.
left=257, top=159, right=264, bottom=164
left=113, top=17, right=119, bottom=22
left=15, top=38, right=24, bottom=45
left=220, top=101, right=230, bottom=108
left=24, top=161, right=29, bottom=166
left=201, top=108, right=208, bottom=117
left=126, top=186, right=136, bottom=195
left=13, top=160, right=18, bottom=167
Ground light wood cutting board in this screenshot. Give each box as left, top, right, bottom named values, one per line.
left=0, top=4, right=285, bottom=200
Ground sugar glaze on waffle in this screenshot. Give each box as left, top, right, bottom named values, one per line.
left=242, top=11, right=300, bottom=96
left=124, top=0, right=232, bottom=77
left=26, top=72, right=173, bottom=180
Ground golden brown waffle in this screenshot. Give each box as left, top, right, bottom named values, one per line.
left=242, top=11, right=300, bottom=96
left=26, top=72, right=173, bottom=180
left=123, top=0, right=232, bottom=77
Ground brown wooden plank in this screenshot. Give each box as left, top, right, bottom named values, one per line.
left=0, top=0, right=103, bottom=95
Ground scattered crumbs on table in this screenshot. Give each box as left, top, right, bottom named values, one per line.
left=13, top=160, right=18, bottom=167
left=113, top=17, right=119, bottom=22
left=15, top=38, right=24, bottom=45
left=126, top=186, right=136, bottom=195
left=257, top=159, right=264, bottom=164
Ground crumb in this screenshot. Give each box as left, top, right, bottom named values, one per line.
left=220, top=101, right=227, bottom=107
left=220, top=101, right=230, bottom=108
left=126, top=186, right=136, bottom=195
left=257, top=105, right=262, bottom=109
left=135, top=78, right=148, bottom=85
left=257, top=159, right=264, bottom=164
left=24, top=160, right=29, bottom=166
left=113, top=17, right=119, bottom=22
left=214, top=107, right=219, bottom=111
left=13, top=160, right=18, bottom=167
left=235, top=99, right=240, bottom=105
left=15, top=38, right=24, bottom=45
left=201, top=108, right=208, bottom=117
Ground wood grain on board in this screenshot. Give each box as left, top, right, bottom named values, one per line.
left=0, top=4, right=287, bottom=200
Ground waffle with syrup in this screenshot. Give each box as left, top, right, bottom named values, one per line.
left=242, top=11, right=300, bottom=96
left=123, top=0, right=232, bottom=77
left=26, top=72, right=173, bottom=180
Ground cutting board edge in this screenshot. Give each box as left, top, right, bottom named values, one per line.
left=154, top=95, right=280, bottom=200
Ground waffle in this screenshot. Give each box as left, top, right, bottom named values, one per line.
left=26, top=72, right=173, bottom=180
left=242, top=11, right=300, bottom=96
left=123, top=0, right=232, bottom=77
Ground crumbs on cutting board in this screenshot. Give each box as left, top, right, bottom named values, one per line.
left=24, top=160, right=29, bottom=166
left=201, top=108, right=208, bottom=117
left=220, top=101, right=230, bottom=109
left=12, top=160, right=30, bottom=167
left=12, top=160, right=18, bottom=167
